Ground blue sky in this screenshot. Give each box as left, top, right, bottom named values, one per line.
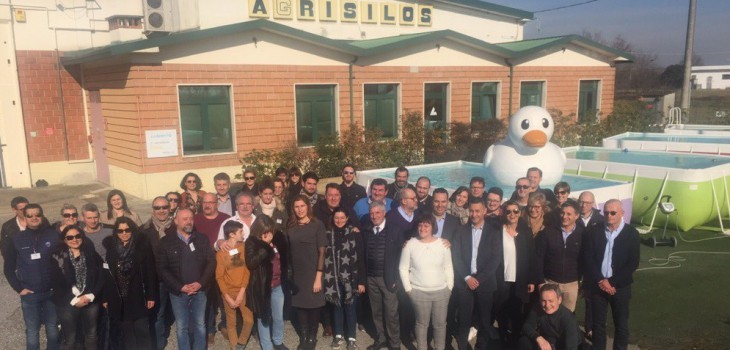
left=488, top=0, right=730, bottom=66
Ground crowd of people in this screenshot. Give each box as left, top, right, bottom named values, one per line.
left=1, top=164, right=640, bottom=350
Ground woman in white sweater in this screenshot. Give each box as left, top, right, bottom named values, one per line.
left=399, top=214, right=454, bottom=350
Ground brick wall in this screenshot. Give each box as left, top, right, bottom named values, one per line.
left=16, top=50, right=89, bottom=163
left=81, top=62, right=615, bottom=175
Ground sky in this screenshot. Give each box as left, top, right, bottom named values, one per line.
left=488, top=0, right=730, bottom=67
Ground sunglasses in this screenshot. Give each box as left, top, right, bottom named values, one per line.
left=507, top=209, right=521, bottom=215
left=604, top=210, right=619, bottom=216
left=25, top=214, right=42, bottom=218
left=515, top=185, right=530, bottom=190
left=245, top=176, right=256, bottom=180
left=167, top=198, right=179, bottom=203
left=556, top=190, right=569, bottom=195
left=117, top=228, right=132, bottom=234
left=153, top=205, right=170, bottom=210
left=65, top=233, right=83, bottom=241
left=342, top=171, right=355, bottom=175
left=62, top=213, right=79, bottom=218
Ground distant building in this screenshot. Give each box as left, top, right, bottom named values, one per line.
left=691, top=65, right=730, bottom=90
left=0, top=0, right=631, bottom=197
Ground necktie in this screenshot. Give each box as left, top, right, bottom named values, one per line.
left=375, top=226, right=380, bottom=235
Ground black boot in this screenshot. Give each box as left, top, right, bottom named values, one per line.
left=305, top=332, right=317, bottom=350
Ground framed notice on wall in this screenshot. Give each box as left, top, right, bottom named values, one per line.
left=145, top=130, right=179, bottom=158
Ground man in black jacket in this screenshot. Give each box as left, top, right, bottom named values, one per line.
left=583, top=199, right=639, bottom=350
left=339, top=164, right=367, bottom=211
left=156, top=208, right=216, bottom=350
left=519, top=284, right=582, bottom=350
left=0, top=196, right=28, bottom=258
left=536, top=200, right=585, bottom=312
left=452, top=198, right=501, bottom=350
left=576, top=191, right=604, bottom=338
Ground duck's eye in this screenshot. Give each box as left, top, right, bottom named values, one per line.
left=542, top=118, right=549, bottom=128
left=521, top=119, right=530, bottom=130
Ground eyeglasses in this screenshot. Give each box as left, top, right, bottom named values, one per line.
left=604, top=210, right=618, bottom=216
left=62, top=213, right=79, bottom=218
left=153, top=205, right=170, bottom=210
left=530, top=205, right=542, bottom=209
left=516, top=185, right=530, bottom=190
left=117, top=228, right=132, bottom=234
left=25, top=214, right=42, bottom=218
left=507, top=209, right=521, bottom=215
left=342, top=171, right=355, bottom=175
left=244, top=176, right=255, bottom=180
left=167, top=198, right=179, bottom=203
left=556, top=190, right=569, bottom=195
left=65, top=233, right=83, bottom=241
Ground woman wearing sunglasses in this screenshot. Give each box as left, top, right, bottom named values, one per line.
left=493, top=200, right=537, bottom=345
left=180, top=172, right=207, bottom=214
left=287, top=167, right=303, bottom=207
left=51, top=225, right=105, bottom=350
left=54, top=203, right=79, bottom=233
left=103, top=217, right=157, bottom=349
left=165, top=191, right=181, bottom=218
left=522, top=192, right=553, bottom=238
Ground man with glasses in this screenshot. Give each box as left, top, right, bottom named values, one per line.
left=469, top=177, right=488, bottom=203
left=510, top=167, right=558, bottom=205
left=1, top=196, right=29, bottom=258
left=241, top=168, right=260, bottom=196
left=484, top=187, right=504, bottom=219
left=216, top=192, right=257, bottom=251
left=575, top=191, right=603, bottom=341
left=514, top=178, right=532, bottom=210
left=4, top=203, right=61, bottom=350
left=339, top=164, right=367, bottom=211
left=583, top=199, right=639, bottom=350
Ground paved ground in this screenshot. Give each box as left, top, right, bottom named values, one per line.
left=0, top=183, right=639, bottom=349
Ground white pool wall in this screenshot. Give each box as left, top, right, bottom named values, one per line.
left=603, top=132, right=730, bottom=155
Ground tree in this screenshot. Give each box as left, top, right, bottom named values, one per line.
left=660, top=64, right=684, bottom=89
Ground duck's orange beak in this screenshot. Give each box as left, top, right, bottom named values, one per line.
left=522, top=130, right=547, bottom=148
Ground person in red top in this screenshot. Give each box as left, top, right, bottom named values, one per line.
left=194, top=192, right=231, bottom=345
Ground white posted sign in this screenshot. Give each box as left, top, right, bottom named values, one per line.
left=145, top=130, right=179, bottom=158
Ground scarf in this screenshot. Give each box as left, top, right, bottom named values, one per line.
left=70, top=250, right=87, bottom=293
left=447, top=201, right=469, bottom=225
left=115, top=237, right=136, bottom=298
left=152, top=216, right=173, bottom=239
left=300, top=189, right=320, bottom=208
left=324, top=226, right=358, bottom=306
left=260, top=200, right=277, bottom=218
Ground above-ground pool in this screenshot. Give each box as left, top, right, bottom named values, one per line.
left=603, top=132, right=730, bottom=155
left=664, top=124, right=730, bottom=136
left=564, top=146, right=730, bottom=231
left=358, top=161, right=634, bottom=221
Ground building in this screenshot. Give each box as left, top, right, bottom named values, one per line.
left=0, top=0, right=631, bottom=198
left=692, top=65, right=730, bottom=90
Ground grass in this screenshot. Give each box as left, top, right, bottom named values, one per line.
left=573, top=226, right=730, bottom=349
left=688, top=90, right=730, bottom=125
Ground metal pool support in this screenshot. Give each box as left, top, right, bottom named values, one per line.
left=630, top=169, right=639, bottom=202
left=709, top=175, right=730, bottom=235
left=638, top=171, right=671, bottom=234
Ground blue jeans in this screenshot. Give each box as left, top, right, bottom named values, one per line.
left=169, top=292, right=207, bottom=350
left=332, top=293, right=358, bottom=340
left=257, top=285, right=285, bottom=350
left=154, top=283, right=171, bottom=350
left=20, top=290, right=59, bottom=350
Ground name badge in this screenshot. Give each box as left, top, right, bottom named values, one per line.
left=276, top=219, right=282, bottom=224
left=273, top=247, right=279, bottom=254
left=229, top=248, right=239, bottom=256
left=189, top=243, right=196, bottom=252
left=30, top=253, right=41, bottom=260
left=103, top=263, right=109, bottom=270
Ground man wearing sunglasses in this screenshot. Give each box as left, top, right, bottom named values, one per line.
left=4, top=203, right=61, bottom=349
left=1, top=196, right=29, bottom=258
left=339, top=164, right=367, bottom=211
left=509, top=167, right=558, bottom=206
left=583, top=199, right=640, bottom=350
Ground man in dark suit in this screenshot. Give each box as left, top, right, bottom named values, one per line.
left=415, top=177, right=434, bottom=215
left=583, top=199, right=639, bottom=350
left=0, top=196, right=29, bottom=258
left=452, top=198, right=501, bottom=350
left=576, top=191, right=605, bottom=338
left=339, top=164, right=367, bottom=211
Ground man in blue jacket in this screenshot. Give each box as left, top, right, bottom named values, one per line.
left=3, top=203, right=62, bottom=350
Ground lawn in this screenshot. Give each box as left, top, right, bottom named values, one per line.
left=688, top=89, right=730, bottom=125
left=574, top=225, right=730, bottom=349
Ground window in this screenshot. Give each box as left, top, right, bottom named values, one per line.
left=295, top=85, right=336, bottom=146
left=520, top=81, right=545, bottom=107
left=578, top=80, right=600, bottom=123
left=424, top=83, right=449, bottom=130
left=471, top=82, right=498, bottom=121
left=364, top=84, right=399, bottom=138
left=722, top=74, right=730, bottom=80
left=178, top=86, right=233, bottom=155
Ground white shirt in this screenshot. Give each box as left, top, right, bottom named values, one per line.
left=581, top=213, right=593, bottom=227
left=373, top=219, right=386, bottom=235
left=16, top=217, right=26, bottom=231
left=561, top=225, right=576, bottom=246
left=215, top=213, right=256, bottom=250
left=469, top=225, right=483, bottom=278
left=502, top=227, right=517, bottom=283
left=601, top=219, right=625, bottom=279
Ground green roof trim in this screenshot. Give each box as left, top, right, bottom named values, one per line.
left=497, top=35, right=635, bottom=62
left=434, top=0, right=534, bottom=20
left=340, top=30, right=514, bottom=57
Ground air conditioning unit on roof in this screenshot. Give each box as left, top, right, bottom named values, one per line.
left=142, top=0, right=199, bottom=33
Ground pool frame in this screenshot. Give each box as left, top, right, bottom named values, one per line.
left=564, top=146, right=730, bottom=231
left=357, top=160, right=634, bottom=222
left=603, top=132, right=730, bottom=155
left=664, top=124, right=730, bottom=136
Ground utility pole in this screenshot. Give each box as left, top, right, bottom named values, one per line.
left=680, top=0, right=697, bottom=112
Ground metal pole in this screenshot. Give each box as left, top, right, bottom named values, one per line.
left=680, top=0, right=697, bottom=111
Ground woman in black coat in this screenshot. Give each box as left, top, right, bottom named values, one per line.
left=51, top=225, right=105, bottom=350
left=246, top=215, right=289, bottom=350
left=103, top=217, right=157, bottom=349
